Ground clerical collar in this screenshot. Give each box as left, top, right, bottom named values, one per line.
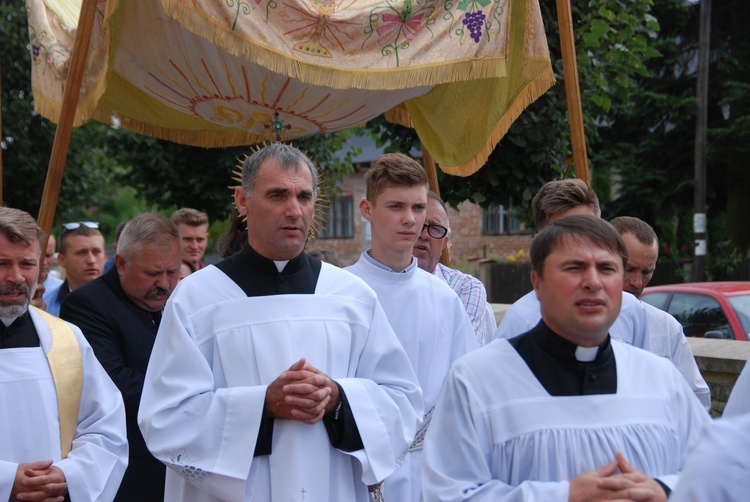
left=575, top=345, right=599, bottom=362
left=1, top=313, right=22, bottom=327
left=273, top=260, right=290, bottom=273
left=0, top=309, right=40, bottom=349
left=242, top=243, right=307, bottom=275
left=509, top=320, right=617, bottom=396
left=216, top=243, right=322, bottom=298
left=535, top=321, right=611, bottom=364
left=362, top=249, right=418, bottom=273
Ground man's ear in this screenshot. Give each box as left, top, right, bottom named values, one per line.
left=359, top=198, right=373, bottom=222
left=234, top=187, right=248, bottom=216
left=530, top=270, right=541, bottom=300
left=57, top=252, right=67, bottom=270
left=114, top=254, right=126, bottom=274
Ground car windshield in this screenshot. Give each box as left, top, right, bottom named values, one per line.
left=727, top=295, right=750, bottom=340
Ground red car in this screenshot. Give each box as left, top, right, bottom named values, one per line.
left=641, top=282, right=750, bottom=341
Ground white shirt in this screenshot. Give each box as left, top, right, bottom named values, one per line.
left=724, top=360, right=750, bottom=417
left=671, top=412, right=750, bottom=501
left=642, top=302, right=711, bottom=409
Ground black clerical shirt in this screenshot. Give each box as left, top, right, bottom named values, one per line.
left=215, top=244, right=363, bottom=455
left=509, top=321, right=617, bottom=396
left=0, top=310, right=39, bottom=349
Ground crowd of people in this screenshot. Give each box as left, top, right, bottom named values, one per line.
left=1, top=142, right=747, bottom=501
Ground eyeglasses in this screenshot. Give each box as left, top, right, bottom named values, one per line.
left=60, top=221, right=99, bottom=236
left=422, top=224, right=449, bottom=239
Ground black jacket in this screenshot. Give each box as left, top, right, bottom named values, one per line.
left=61, top=267, right=165, bottom=502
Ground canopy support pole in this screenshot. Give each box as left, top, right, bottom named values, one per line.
left=556, top=0, right=590, bottom=183
left=421, top=142, right=452, bottom=267
left=37, top=0, right=99, bottom=245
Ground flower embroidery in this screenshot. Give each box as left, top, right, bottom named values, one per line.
left=377, top=10, right=427, bottom=46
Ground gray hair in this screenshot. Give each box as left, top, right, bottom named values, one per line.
left=427, top=190, right=451, bottom=236
left=240, top=143, right=318, bottom=198
left=117, top=213, right=182, bottom=263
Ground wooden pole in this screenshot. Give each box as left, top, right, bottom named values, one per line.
left=36, top=0, right=99, bottom=240
left=421, top=142, right=451, bottom=266
left=692, top=0, right=711, bottom=282
left=421, top=143, right=440, bottom=196
left=556, top=0, right=590, bottom=183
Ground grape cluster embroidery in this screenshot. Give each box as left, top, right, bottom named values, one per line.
left=462, top=10, right=486, bottom=43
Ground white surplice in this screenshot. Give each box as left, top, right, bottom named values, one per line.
left=0, top=309, right=128, bottom=502
left=138, top=263, right=423, bottom=502
left=724, top=360, right=750, bottom=417
left=642, top=302, right=711, bottom=409
left=347, top=254, right=478, bottom=501
left=495, top=290, right=649, bottom=349
left=670, top=412, right=750, bottom=502
left=421, top=338, right=709, bottom=501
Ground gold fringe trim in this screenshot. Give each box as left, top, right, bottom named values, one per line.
left=160, top=0, right=507, bottom=91
left=384, top=106, right=413, bottom=128
left=91, top=105, right=268, bottom=146
left=31, top=0, right=117, bottom=128
left=32, top=65, right=109, bottom=127
left=436, top=67, right=556, bottom=176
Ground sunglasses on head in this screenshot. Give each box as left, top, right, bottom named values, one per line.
left=60, top=221, right=99, bottom=235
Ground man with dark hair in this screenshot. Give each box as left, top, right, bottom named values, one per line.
left=0, top=207, right=127, bottom=501
left=138, top=143, right=422, bottom=502
left=413, top=191, right=495, bottom=345
left=103, top=219, right=129, bottom=274
left=422, top=215, right=709, bottom=501
left=43, top=221, right=105, bottom=316
left=61, top=213, right=183, bottom=501
left=610, top=216, right=710, bottom=409
left=171, top=208, right=209, bottom=270
left=347, top=153, right=477, bottom=500
left=495, top=179, right=649, bottom=350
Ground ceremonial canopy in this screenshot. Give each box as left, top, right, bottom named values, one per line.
left=27, top=0, right=555, bottom=176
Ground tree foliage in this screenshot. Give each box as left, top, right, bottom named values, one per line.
left=366, top=0, right=661, bottom=214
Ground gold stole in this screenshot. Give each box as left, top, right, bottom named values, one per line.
left=32, top=307, right=83, bottom=459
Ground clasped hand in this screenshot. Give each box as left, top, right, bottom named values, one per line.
left=265, top=358, right=340, bottom=425
left=11, top=460, right=67, bottom=502
left=569, top=452, right=667, bottom=502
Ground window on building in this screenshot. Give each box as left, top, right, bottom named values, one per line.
left=319, top=196, right=354, bottom=239
left=482, top=204, right=524, bottom=235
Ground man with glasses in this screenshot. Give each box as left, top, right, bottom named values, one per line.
left=43, top=221, right=105, bottom=316
left=346, top=153, right=478, bottom=501
left=413, top=191, right=496, bottom=346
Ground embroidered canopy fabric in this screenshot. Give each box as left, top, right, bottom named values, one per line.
left=27, top=0, right=554, bottom=175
